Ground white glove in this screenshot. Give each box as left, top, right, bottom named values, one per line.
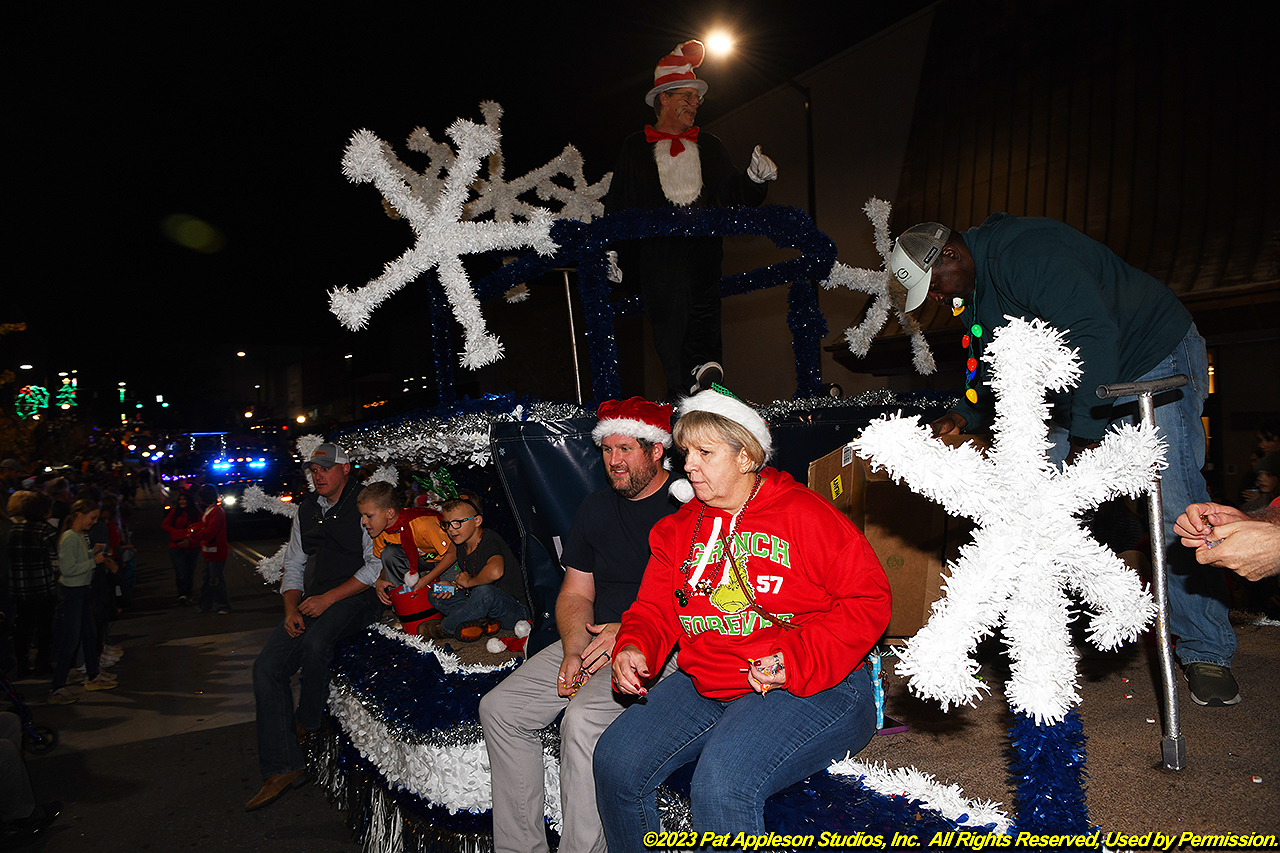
left=606, top=250, right=623, bottom=284
left=747, top=145, right=778, bottom=183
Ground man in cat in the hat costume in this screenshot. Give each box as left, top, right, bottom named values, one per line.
left=604, top=39, right=778, bottom=401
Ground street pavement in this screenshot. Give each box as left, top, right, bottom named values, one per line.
left=14, top=487, right=357, bottom=852
left=9, top=485, right=1278, bottom=851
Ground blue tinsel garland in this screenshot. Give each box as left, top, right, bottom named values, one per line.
left=1008, top=709, right=1090, bottom=835
left=427, top=272, right=456, bottom=404
left=321, top=627, right=1008, bottom=851
left=330, top=627, right=516, bottom=733
left=469, top=205, right=840, bottom=403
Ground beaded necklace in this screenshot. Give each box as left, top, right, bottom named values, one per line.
left=674, top=472, right=762, bottom=607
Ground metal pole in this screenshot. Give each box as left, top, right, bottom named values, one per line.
left=1097, top=375, right=1188, bottom=771
left=561, top=269, right=583, bottom=406
left=785, top=79, right=816, bottom=224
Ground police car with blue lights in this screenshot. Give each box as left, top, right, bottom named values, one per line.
left=161, top=433, right=302, bottom=534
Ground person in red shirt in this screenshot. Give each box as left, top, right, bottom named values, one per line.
left=186, top=484, right=230, bottom=614
left=596, top=386, right=891, bottom=850
left=162, top=489, right=202, bottom=605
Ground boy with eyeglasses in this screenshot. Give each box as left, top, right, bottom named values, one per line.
left=423, top=491, right=530, bottom=642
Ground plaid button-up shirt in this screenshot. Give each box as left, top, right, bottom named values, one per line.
left=7, top=520, right=58, bottom=600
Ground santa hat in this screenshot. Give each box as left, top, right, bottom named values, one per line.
left=676, top=385, right=773, bottom=462
left=645, top=39, right=709, bottom=106
left=592, top=397, right=673, bottom=448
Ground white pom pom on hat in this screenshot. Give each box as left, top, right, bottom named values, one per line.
left=668, top=477, right=696, bottom=504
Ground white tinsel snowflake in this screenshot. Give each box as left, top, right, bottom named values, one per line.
left=363, top=464, right=399, bottom=487
left=297, top=433, right=324, bottom=491
left=242, top=485, right=299, bottom=519
left=464, top=102, right=610, bottom=224
left=851, top=317, right=1162, bottom=723
left=821, top=198, right=935, bottom=375
left=257, top=543, right=287, bottom=586
left=329, top=102, right=609, bottom=369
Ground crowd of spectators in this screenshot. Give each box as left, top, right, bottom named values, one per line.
left=2, top=456, right=145, bottom=694
left=1, top=453, right=156, bottom=845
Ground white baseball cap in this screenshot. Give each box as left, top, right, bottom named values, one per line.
left=892, top=222, right=951, bottom=312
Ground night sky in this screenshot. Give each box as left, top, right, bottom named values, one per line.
left=9, top=2, right=930, bottom=409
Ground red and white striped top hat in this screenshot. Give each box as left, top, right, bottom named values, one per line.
left=645, top=39, right=709, bottom=106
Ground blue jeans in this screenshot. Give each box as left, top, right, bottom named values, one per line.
left=429, top=575, right=529, bottom=636
left=171, top=548, right=199, bottom=598
left=198, top=559, right=232, bottom=612
left=594, top=666, right=877, bottom=852
left=51, top=585, right=99, bottom=690
left=251, top=590, right=380, bottom=777
left=1048, top=324, right=1232, bottom=667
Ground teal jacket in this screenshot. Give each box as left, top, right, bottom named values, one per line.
left=951, top=213, right=1191, bottom=441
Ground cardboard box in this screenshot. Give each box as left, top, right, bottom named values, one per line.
left=808, top=436, right=984, bottom=638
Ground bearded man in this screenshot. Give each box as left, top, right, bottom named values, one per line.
left=479, top=397, right=681, bottom=853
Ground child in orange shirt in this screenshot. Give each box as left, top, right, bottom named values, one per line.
left=357, top=482, right=457, bottom=613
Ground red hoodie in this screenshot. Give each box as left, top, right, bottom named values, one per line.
left=615, top=468, right=891, bottom=700
left=187, top=504, right=228, bottom=561
left=162, top=506, right=202, bottom=550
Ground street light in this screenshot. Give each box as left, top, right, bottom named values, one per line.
left=706, top=31, right=732, bottom=56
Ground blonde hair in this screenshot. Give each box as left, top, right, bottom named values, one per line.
left=673, top=410, right=767, bottom=471
left=357, top=480, right=401, bottom=511
left=61, top=498, right=100, bottom=535
left=7, top=490, right=32, bottom=519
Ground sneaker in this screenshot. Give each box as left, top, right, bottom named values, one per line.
left=177, top=595, right=189, bottom=606
left=48, top=688, right=78, bottom=705
left=84, top=677, right=118, bottom=692
left=2, top=800, right=61, bottom=845
left=457, top=619, right=501, bottom=642
left=690, top=362, right=724, bottom=395
left=87, top=670, right=118, bottom=684
left=1184, top=663, right=1241, bottom=706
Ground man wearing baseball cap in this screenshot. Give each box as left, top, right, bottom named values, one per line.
left=604, top=40, right=778, bottom=401
left=896, top=212, right=1236, bottom=707
left=480, top=398, right=682, bottom=853
left=246, top=442, right=383, bottom=811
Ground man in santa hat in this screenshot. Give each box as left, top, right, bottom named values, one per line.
left=479, top=397, right=682, bottom=853
left=604, top=40, right=778, bottom=401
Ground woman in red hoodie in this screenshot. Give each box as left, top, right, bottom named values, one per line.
left=162, top=489, right=202, bottom=605
left=187, top=484, right=231, bottom=614
left=596, top=387, right=892, bottom=850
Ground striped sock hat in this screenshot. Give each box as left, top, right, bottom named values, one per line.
left=646, top=40, right=709, bottom=106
